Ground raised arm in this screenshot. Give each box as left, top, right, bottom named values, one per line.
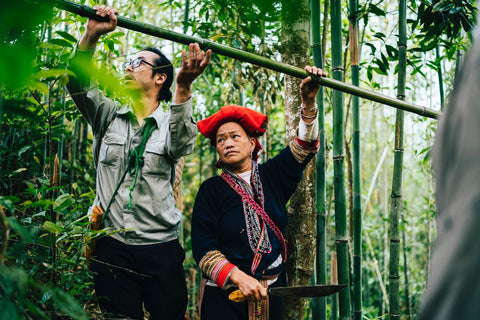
left=174, top=43, right=212, bottom=104
left=67, top=5, right=119, bottom=135
left=299, top=65, right=326, bottom=123
left=78, top=5, right=118, bottom=50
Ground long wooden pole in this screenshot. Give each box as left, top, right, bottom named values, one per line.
left=50, top=0, right=440, bottom=119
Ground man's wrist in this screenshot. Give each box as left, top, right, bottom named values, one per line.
left=78, top=30, right=102, bottom=50
left=174, top=83, right=192, bottom=104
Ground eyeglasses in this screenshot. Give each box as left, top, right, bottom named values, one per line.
left=122, top=58, right=156, bottom=70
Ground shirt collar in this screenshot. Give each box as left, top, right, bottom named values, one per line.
left=115, top=102, right=169, bottom=127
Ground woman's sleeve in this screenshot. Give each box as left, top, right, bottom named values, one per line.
left=289, top=115, right=320, bottom=163
left=191, top=181, right=238, bottom=289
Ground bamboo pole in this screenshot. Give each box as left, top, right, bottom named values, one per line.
left=435, top=45, right=445, bottom=110
left=349, top=1, right=362, bottom=319
left=50, top=0, right=441, bottom=119
left=331, top=0, right=352, bottom=319
left=389, top=0, right=406, bottom=319
left=311, top=0, right=327, bottom=319
left=401, top=212, right=411, bottom=319
left=331, top=252, right=339, bottom=320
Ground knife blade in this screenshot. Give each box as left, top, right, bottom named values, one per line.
left=228, top=284, right=347, bottom=302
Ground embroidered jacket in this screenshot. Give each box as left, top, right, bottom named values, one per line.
left=192, top=143, right=316, bottom=288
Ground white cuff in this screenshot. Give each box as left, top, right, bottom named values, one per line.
left=298, top=115, right=319, bottom=141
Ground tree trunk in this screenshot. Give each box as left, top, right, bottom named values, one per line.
left=280, top=0, right=315, bottom=318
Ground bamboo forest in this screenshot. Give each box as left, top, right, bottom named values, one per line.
left=0, top=0, right=477, bottom=319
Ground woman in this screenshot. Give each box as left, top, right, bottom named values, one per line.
left=192, top=66, right=325, bottom=320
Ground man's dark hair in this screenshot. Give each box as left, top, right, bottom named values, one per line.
left=142, top=47, right=174, bottom=102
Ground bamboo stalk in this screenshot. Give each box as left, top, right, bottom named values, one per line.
left=401, top=212, right=411, bottom=319
left=331, top=1, right=352, bottom=318
left=389, top=0, right=407, bottom=318
left=349, top=1, right=362, bottom=319
left=311, top=0, right=327, bottom=318
left=435, top=46, right=445, bottom=110
left=50, top=0, right=441, bottom=119
left=331, top=252, right=339, bottom=320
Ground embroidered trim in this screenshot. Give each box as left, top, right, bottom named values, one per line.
left=199, top=250, right=237, bottom=288
left=221, top=165, right=287, bottom=265
left=289, top=137, right=319, bottom=163
left=248, top=279, right=269, bottom=320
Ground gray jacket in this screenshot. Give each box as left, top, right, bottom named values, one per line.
left=67, top=48, right=196, bottom=244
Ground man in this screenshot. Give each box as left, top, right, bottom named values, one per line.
left=417, top=8, right=480, bottom=320
left=67, top=5, right=211, bottom=319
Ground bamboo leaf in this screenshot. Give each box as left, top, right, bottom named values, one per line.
left=368, top=3, right=386, bottom=16
left=55, top=30, right=77, bottom=43
left=54, top=193, right=73, bottom=211
left=49, top=38, right=73, bottom=48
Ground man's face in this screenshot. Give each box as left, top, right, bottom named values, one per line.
left=123, top=50, right=165, bottom=94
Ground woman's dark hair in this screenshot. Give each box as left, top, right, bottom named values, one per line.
left=141, top=47, right=174, bottom=102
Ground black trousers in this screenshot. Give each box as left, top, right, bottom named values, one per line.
left=90, top=236, right=188, bottom=320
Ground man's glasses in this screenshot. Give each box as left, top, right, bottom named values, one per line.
left=122, top=58, right=156, bottom=70
left=122, top=58, right=172, bottom=71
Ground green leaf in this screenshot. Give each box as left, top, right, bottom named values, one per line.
left=17, top=146, right=31, bottom=157
left=25, top=80, right=49, bottom=96
left=55, top=31, right=77, bottom=43
left=367, top=66, right=373, bottom=82
left=54, top=193, right=73, bottom=211
left=0, top=196, right=19, bottom=212
left=8, top=168, right=27, bottom=177
left=48, top=288, right=89, bottom=320
left=43, top=221, right=65, bottom=234
left=35, top=69, right=72, bottom=81
left=0, top=43, right=35, bottom=88
left=49, top=38, right=73, bottom=48
left=7, top=217, right=33, bottom=242
left=368, top=4, right=386, bottom=17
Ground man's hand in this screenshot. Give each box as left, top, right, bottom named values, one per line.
left=229, top=269, right=267, bottom=301
left=78, top=5, right=118, bottom=50
left=299, top=66, right=326, bottom=121
left=174, top=43, right=212, bottom=104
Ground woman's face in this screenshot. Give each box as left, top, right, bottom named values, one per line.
left=215, top=122, right=256, bottom=174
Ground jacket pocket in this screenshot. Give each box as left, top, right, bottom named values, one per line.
left=99, top=133, right=126, bottom=167
left=143, top=139, right=170, bottom=177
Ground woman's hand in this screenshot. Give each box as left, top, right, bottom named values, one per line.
left=299, top=66, right=326, bottom=120
left=229, top=269, right=267, bottom=301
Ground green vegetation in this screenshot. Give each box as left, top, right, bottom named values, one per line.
left=0, top=0, right=476, bottom=319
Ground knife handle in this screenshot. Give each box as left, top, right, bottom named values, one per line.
left=228, top=289, right=247, bottom=302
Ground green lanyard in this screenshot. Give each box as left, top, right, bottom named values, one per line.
left=100, top=118, right=156, bottom=225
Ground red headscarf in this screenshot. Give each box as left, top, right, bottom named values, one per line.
left=197, top=105, right=268, bottom=160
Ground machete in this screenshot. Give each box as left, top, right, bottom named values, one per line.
left=228, top=284, right=347, bottom=302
